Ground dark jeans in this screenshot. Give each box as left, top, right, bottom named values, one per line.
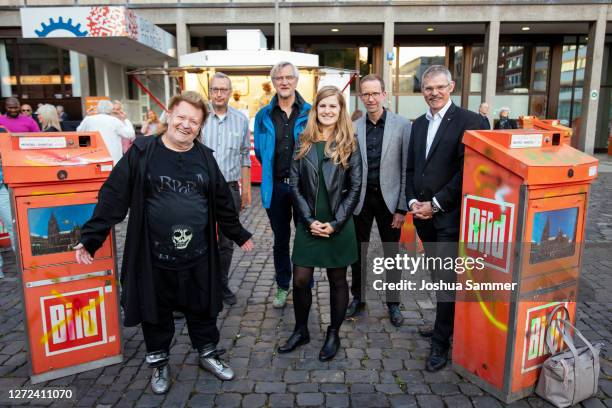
left=142, top=266, right=220, bottom=353
left=414, top=219, right=459, bottom=350
left=351, top=187, right=401, bottom=306
left=265, top=180, right=295, bottom=291
left=218, top=181, right=241, bottom=293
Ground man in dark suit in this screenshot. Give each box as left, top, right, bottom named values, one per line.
left=405, top=65, right=481, bottom=372
left=478, top=102, right=492, bottom=130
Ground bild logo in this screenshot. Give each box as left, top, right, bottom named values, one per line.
left=461, top=195, right=515, bottom=273
left=522, top=302, right=569, bottom=373
left=40, top=287, right=108, bottom=356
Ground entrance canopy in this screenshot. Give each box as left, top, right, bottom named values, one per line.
left=20, top=6, right=176, bottom=66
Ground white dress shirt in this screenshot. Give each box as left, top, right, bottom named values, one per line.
left=409, top=99, right=453, bottom=212
left=77, top=114, right=135, bottom=165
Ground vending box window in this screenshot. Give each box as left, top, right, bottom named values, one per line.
left=0, top=131, right=122, bottom=384
left=453, top=126, right=598, bottom=403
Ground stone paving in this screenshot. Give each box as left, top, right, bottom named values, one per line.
left=0, top=160, right=611, bottom=407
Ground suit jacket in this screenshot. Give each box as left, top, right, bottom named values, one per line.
left=478, top=114, right=492, bottom=130
left=354, top=109, right=412, bottom=215
left=405, top=103, right=481, bottom=231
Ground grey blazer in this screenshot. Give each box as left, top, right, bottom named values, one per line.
left=353, top=109, right=412, bottom=215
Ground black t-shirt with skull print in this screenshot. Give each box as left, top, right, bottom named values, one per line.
left=146, top=137, right=209, bottom=269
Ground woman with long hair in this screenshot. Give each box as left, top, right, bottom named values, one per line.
left=278, top=86, right=362, bottom=361
left=142, top=109, right=162, bottom=136
left=37, top=104, right=62, bottom=132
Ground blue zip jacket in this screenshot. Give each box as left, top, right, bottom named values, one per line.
left=254, top=92, right=311, bottom=209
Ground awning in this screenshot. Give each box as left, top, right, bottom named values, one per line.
left=20, top=6, right=176, bottom=66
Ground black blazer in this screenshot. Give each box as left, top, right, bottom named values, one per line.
left=478, top=114, right=491, bottom=130
left=405, top=103, right=481, bottom=231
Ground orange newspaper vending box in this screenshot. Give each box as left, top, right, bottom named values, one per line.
left=452, top=128, right=598, bottom=403
left=0, top=131, right=122, bottom=384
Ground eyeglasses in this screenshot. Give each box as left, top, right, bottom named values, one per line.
left=210, top=87, right=230, bottom=94
left=359, top=92, right=382, bottom=100
left=272, top=75, right=296, bottom=82
left=423, top=84, right=451, bottom=94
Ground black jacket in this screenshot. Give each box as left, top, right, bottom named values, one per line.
left=405, top=103, right=481, bottom=231
left=289, top=140, right=362, bottom=233
left=79, top=136, right=252, bottom=326
left=495, top=117, right=518, bottom=129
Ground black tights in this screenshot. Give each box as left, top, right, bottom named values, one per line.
left=293, top=265, right=348, bottom=331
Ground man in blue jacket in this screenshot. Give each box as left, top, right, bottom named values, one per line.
left=254, top=61, right=311, bottom=308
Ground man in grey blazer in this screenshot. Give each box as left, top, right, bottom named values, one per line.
left=348, top=74, right=412, bottom=327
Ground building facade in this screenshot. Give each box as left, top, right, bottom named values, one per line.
left=0, top=1, right=611, bottom=153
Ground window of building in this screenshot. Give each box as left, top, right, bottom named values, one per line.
left=494, top=43, right=550, bottom=119
left=558, top=36, right=588, bottom=128
left=393, top=46, right=445, bottom=119
left=0, top=39, right=72, bottom=100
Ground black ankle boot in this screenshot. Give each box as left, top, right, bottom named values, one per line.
left=319, top=326, right=340, bottom=361
left=278, top=327, right=310, bottom=354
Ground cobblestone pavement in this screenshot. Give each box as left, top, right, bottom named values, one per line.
left=1, top=164, right=611, bottom=407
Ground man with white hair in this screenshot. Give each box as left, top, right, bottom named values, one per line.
left=254, top=61, right=311, bottom=308
left=406, top=65, right=481, bottom=372
left=494, top=107, right=518, bottom=130
left=77, top=99, right=135, bottom=164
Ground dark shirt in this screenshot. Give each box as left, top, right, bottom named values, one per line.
left=272, top=92, right=305, bottom=179
left=146, top=138, right=209, bottom=269
left=365, top=109, right=386, bottom=187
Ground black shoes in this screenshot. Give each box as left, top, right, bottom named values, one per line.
left=426, top=344, right=449, bottom=372
left=223, top=287, right=237, bottom=306
left=346, top=298, right=366, bottom=318
left=277, top=327, right=310, bottom=354
left=418, top=325, right=434, bottom=338
left=388, top=304, right=404, bottom=327
left=319, top=326, right=340, bottom=362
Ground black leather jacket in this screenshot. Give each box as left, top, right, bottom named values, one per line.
left=289, top=140, right=362, bottom=233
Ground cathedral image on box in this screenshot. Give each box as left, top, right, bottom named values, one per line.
left=529, top=207, right=578, bottom=264
left=28, top=204, right=96, bottom=256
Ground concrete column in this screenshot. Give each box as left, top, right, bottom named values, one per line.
left=383, top=19, right=394, bottom=111
left=280, top=21, right=291, bottom=51
left=579, top=8, right=606, bottom=154
left=176, top=10, right=190, bottom=58
left=482, top=21, right=500, bottom=106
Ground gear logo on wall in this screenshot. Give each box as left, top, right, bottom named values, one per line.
left=34, top=17, right=88, bottom=37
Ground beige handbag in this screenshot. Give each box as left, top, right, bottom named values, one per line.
left=535, top=305, right=602, bottom=408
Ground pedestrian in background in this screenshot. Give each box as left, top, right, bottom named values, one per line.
left=142, top=109, right=162, bottom=136
left=37, top=104, right=62, bottom=132
left=495, top=107, right=518, bottom=129
left=278, top=86, right=361, bottom=361
left=77, top=100, right=135, bottom=165
left=477, top=102, right=492, bottom=130
left=0, top=97, right=40, bottom=132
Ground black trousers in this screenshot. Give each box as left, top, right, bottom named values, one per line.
left=218, top=181, right=242, bottom=293
left=142, top=265, right=220, bottom=353
left=414, top=219, right=459, bottom=350
left=351, top=186, right=401, bottom=306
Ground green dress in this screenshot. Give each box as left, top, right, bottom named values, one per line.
left=292, top=142, right=358, bottom=268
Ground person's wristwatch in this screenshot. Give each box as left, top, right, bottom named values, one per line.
left=431, top=201, right=441, bottom=214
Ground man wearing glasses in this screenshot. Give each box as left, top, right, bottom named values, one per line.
left=254, top=61, right=311, bottom=308
left=348, top=74, right=411, bottom=327
left=0, top=97, right=40, bottom=132
left=406, top=65, right=480, bottom=372
left=202, top=72, right=252, bottom=306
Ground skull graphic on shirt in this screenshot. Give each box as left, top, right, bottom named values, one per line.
left=171, top=225, right=193, bottom=250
